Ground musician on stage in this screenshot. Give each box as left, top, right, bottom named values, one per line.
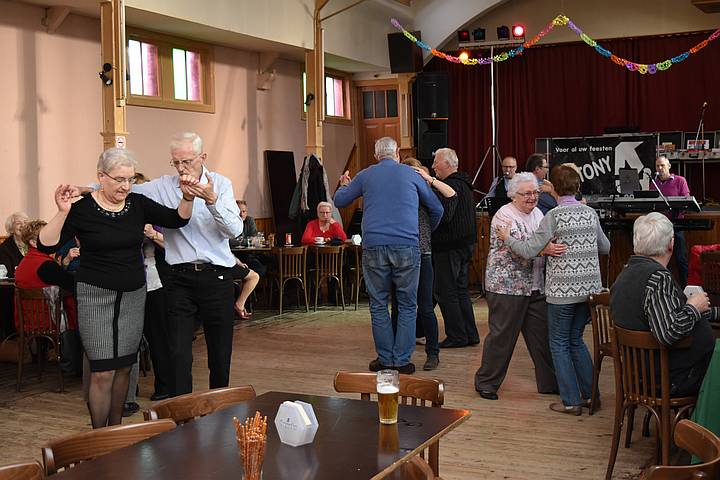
left=486, top=156, right=517, bottom=199
left=650, top=155, right=690, bottom=288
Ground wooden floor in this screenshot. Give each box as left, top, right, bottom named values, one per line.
left=0, top=298, right=656, bottom=479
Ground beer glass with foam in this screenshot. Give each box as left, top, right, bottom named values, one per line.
left=376, top=369, right=399, bottom=424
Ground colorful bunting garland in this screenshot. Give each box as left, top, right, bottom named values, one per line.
left=390, top=15, right=720, bottom=74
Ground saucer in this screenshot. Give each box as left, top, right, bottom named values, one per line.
left=314, top=241, right=325, bottom=245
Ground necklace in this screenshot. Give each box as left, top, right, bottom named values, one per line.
left=93, top=191, right=125, bottom=212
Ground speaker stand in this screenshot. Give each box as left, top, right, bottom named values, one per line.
left=471, top=45, right=502, bottom=199
left=472, top=144, right=502, bottom=197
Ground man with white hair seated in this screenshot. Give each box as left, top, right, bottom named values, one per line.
left=334, top=137, right=443, bottom=374
left=610, top=212, right=717, bottom=396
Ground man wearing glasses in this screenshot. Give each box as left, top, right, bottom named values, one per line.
left=525, top=153, right=558, bottom=215
left=486, top=156, right=517, bottom=199
left=132, top=131, right=243, bottom=396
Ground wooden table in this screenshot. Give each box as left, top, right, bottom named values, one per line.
left=53, top=391, right=470, bottom=479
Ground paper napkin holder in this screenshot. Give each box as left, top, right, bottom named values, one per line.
left=274, top=400, right=319, bottom=447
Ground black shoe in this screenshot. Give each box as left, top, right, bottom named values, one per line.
left=439, top=338, right=469, bottom=348
left=423, top=355, right=439, bottom=371
left=150, top=393, right=170, bottom=402
left=468, top=338, right=481, bottom=346
left=394, top=363, right=415, bottom=375
left=369, top=358, right=391, bottom=372
left=477, top=389, right=499, bottom=400
left=122, top=402, right=140, bottom=417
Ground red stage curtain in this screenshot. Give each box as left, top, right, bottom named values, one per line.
left=426, top=31, right=720, bottom=197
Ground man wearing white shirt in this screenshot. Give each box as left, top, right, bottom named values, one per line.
left=133, top=132, right=243, bottom=395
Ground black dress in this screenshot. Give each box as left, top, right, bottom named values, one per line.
left=39, top=193, right=189, bottom=371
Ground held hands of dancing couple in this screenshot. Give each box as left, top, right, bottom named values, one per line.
left=495, top=223, right=568, bottom=257
left=180, top=171, right=217, bottom=205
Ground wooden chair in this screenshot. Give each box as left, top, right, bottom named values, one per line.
left=589, top=292, right=613, bottom=415
left=144, top=385, right=256, bottom=424
left=345, top=244, right=364, bottom=310
left=42, top=419, right=176, bottom=475
left=310, top=245, right=345, bottom=311
left=333, top=372, right=444, bottom=478
left=605, top=326, right=697, bottom=479
left=403, top=456, right=435, bottom=480
left=0, top=461, right=44, bottom=480
left=14, top=287, right=64, bottom=392
left=267, top=246, right=308, bottom=314
left=645, top=419, right=720, bottom=479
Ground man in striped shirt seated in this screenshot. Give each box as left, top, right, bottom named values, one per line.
left=610, top=212, right=717, bottom=396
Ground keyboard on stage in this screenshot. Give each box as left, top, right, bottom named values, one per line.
left=601, top=217, right=714, bottom=231
left=587, top=195, right=701, bottom=213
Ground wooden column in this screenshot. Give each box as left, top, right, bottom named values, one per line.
left=397, top=73, right=416, bottom=156
left=305, top=0, right=329, bottom=159
left=99, top=0, right=128, bottom=150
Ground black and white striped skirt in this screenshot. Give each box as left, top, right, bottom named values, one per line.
left=76, top=282, right=146, bottom=372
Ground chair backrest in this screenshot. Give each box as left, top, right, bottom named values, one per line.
left=645, top=419, right=720, bottom=479
left=313, top=245, right=344, bottom=276
left=144, top=385, right=256, bottom=424
left=42, top=419, right=176, bottom=475
left=274, top=246, right=307, bottom=279
left=0, top=461, right=44, bottom=480
left=333, top=371, right=444, bottom=407
left=611, top=325, right=671, bottom=406
left=15, top=288, right=61, bottom=334
left=589, top=292, right=613, bottom=353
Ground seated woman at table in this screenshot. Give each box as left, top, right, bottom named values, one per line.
left=0, top=211, right=29, bottom=274
left=15, top=219, right=78, bottom=330
left=301, top=201, right=347, bottom=245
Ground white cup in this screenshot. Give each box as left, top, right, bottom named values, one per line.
left=0, top=264, right=7, bottom=278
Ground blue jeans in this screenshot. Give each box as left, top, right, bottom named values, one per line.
left=363, top=245, right=420, bottom=366
left=547, top=302, right=594, bottom=407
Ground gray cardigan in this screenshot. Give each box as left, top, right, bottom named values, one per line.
left=505, top=204, right=610, bottom=304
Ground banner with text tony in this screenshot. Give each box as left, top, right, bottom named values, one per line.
left=549, top=135, right=657, bottom=195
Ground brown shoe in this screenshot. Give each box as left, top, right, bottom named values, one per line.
left=549, top=402, right=581, bottom=416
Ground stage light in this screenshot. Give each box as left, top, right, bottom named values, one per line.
left=457, top=30, right=470, bottom=43
left=512, top=24, right=525, bottom=39
left=458, top=51, right=470, bottom=61
left=472, top=28, right=486, bottom=41
left=496, top=25, right=510, bottom=40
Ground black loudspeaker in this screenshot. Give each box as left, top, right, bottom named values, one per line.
left=387, top=31, right=423, bottom=74
left=264, top=150, right=296, bottom=235
left=416, top=119, right=448, bottom=161
left=415, top=72, right=449, bottom=119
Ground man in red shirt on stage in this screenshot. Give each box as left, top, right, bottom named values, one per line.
left=650, top=155, right=690, bottom=287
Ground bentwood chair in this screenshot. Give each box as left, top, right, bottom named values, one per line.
left=14, top=287, right=64, bottom=393
left=345, top=244, right=364, bottom=310
left=144, top=385, right=256, bottom=424
left=0, top=461, right=44, bottom=480
left=42, top=419, right=176, bottom=475
left=268, top=246, right=308, bottom=314
left=310, top=245, right=345, bottom=311
left=605, top=326, right=697, bottom=479
left=333, top=372, right=445, bottom=478
left=589, top=292, right=613, bottom=415
left=645, top=419, right=720, bottom=479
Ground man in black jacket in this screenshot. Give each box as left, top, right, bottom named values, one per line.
left=430, top=148, right=480, bottom=348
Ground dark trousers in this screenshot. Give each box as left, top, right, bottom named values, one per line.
left=433, top=245, right=479, bottom=344
left=474, top=292, right=558, bottom=394
left=673, top=230, right=689, bottom=289
left=166, top=268, right=235, bottom=395
left=144, top=287, right=172, bottom=396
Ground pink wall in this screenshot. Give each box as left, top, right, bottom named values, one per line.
left=0, top=0, right=354, bottom=223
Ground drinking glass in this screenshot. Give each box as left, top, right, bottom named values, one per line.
left=376, top=369, right=399, bottom=424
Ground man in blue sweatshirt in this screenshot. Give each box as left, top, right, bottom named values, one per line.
left=334, top=137, right=443, bottom=374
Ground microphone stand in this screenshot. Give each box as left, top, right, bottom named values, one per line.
left=693, top=103, right=708, bottom=201
left=650, top=173, right=673, bottom=214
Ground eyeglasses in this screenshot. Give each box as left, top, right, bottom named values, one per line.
left=516, top=190, right=541, bottom=198
left=501, top=165, right=517, bottom=170
left=103, top=172, right=137, bottom=185
left=169, top=154, right=200, bottom=169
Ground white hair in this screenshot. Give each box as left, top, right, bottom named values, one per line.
left=5, top=212, right=29, bottom=235
left=633, top=212, right=674, bottom=257
left=374, top=137, right=398, bottom=160
left=97, top=148, right=137, bottom=173
left=317, top=201, right=333, bottom=212
left=434, top=148, right=458, bottom=169
left=170, top=132, right=203, bottom=155
left=507, top=172, right=537, bottom=198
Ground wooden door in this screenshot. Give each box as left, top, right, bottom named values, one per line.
left=358, top=85, right=400, bottom=170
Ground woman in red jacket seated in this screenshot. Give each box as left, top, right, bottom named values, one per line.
left=301, top=201, right=347, bottom=245
left=14, top=220, right=77, bottom=330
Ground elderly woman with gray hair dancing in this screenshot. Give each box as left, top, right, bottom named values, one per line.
left=39, top=148, right=196, bottom=428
